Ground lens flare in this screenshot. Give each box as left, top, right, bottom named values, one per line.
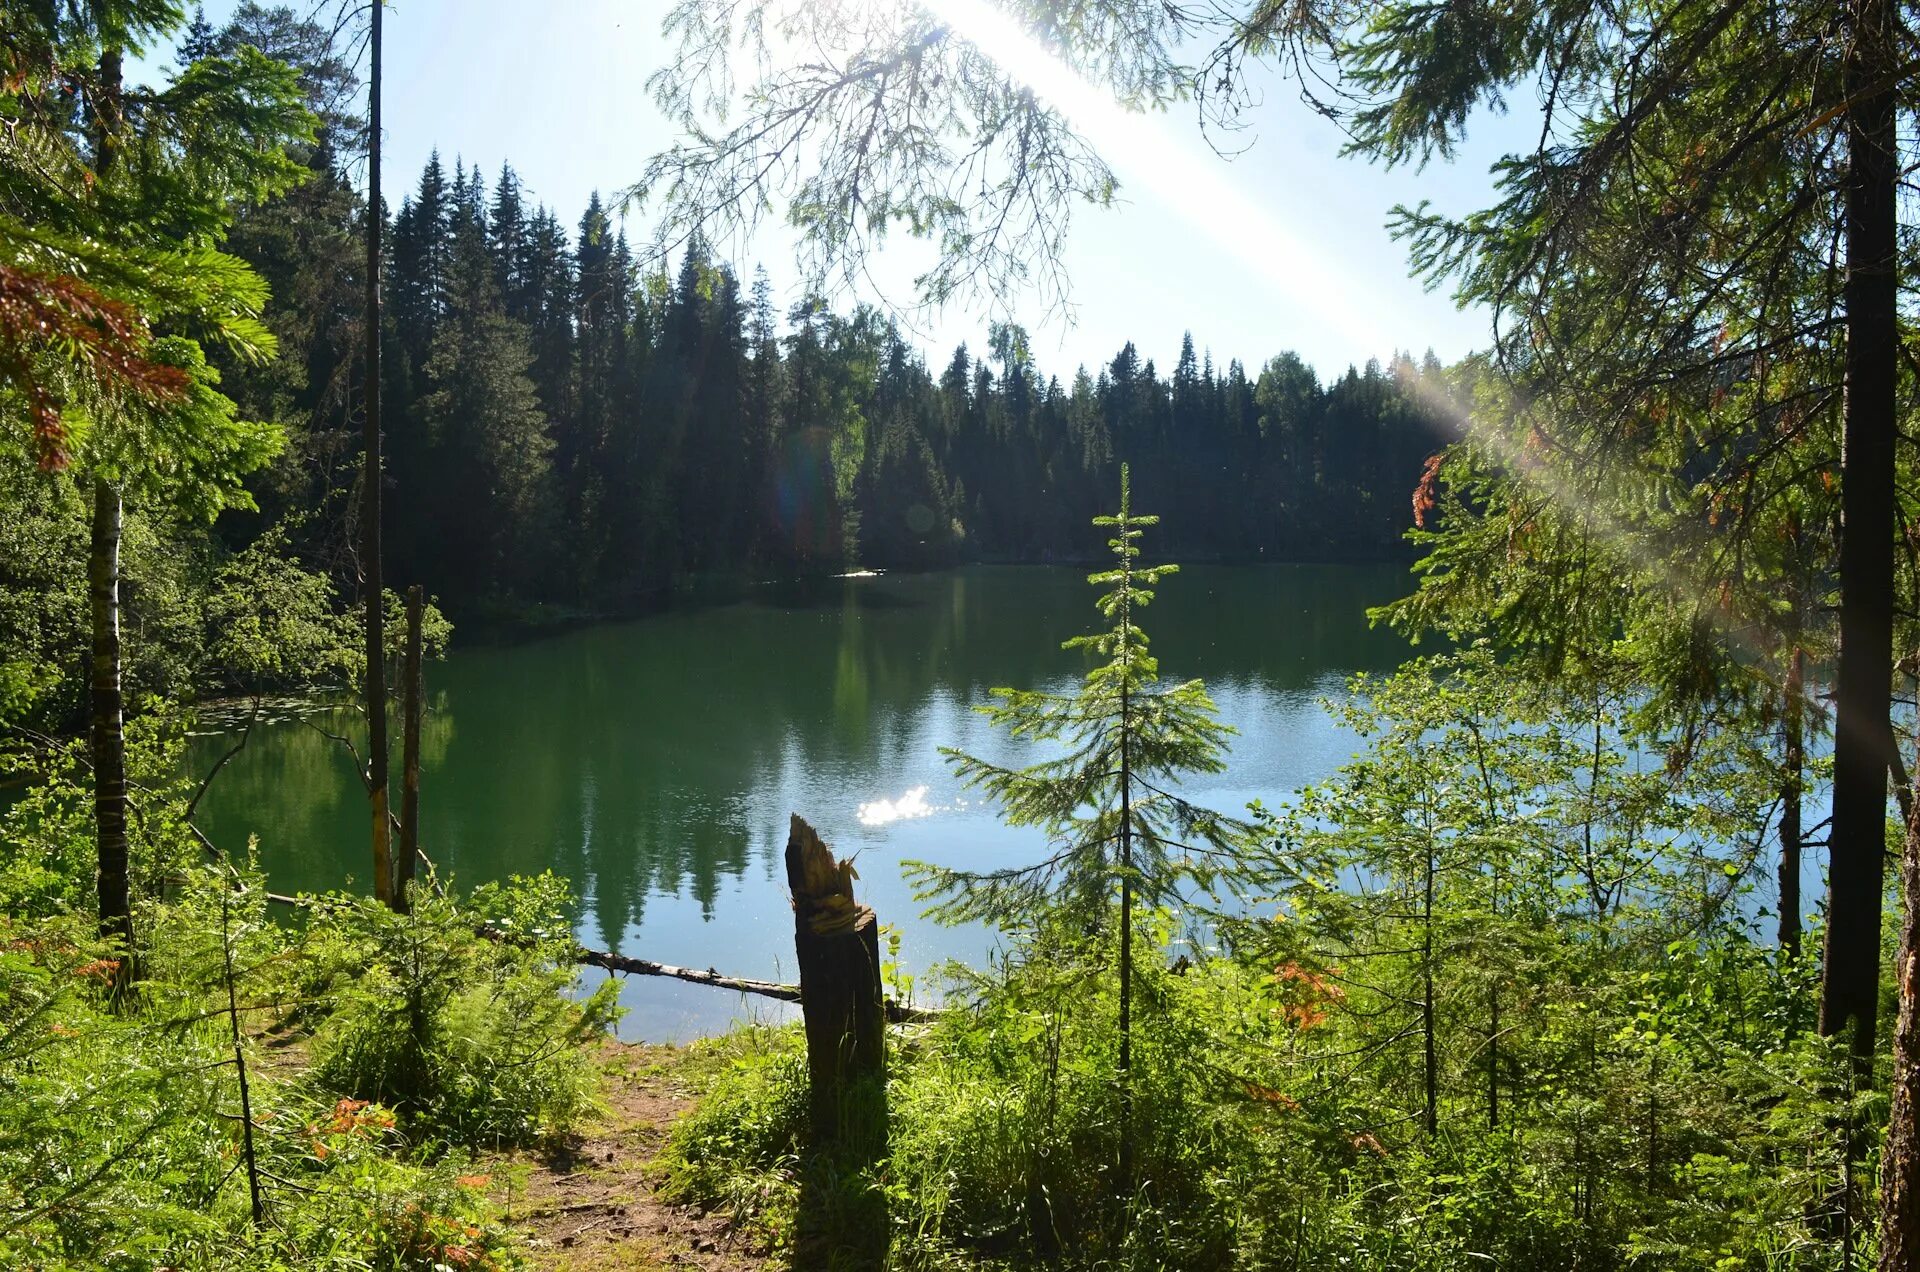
left=928, top=0, right=1779, bottom=679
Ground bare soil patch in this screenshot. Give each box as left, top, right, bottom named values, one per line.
left=482, top=1042, right=769, bottom=1271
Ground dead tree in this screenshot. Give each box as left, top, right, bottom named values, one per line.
left=785, top=814, right=885, bottom=1143
left=362, top=0, right=392, bottom=909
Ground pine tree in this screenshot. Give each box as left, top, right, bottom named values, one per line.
left=388, top=152, right=449, bottom=371
left=742, top=265, right=781, bottom=562
left=488, top=163, right=527, bottom=315
left=176, top=5, right=217, bottom=67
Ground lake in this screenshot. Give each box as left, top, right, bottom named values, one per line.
left=190, top=564, right=1417, bottom=1040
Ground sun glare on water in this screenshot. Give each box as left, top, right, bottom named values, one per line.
left=858, top=785, right=939, bottom=827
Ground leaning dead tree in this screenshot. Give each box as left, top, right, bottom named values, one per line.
left=785, top=814, right=886, bottom=1141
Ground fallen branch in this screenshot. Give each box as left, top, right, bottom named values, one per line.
left=481, top=921, right=941, bottom=1023
left=514, top=925, right=802, bottom=1003
left=249, top=892, right=936, bottom=1022
left=186, top=699, right=259, bottom=821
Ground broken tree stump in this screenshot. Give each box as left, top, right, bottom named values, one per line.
left=785, top=814, right=885, bottom=1142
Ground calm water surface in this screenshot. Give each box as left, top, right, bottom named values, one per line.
left=191, top=565, right=1416, bottom=1040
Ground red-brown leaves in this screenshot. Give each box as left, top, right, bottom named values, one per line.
left=69, top=957, right=121, bottom=982
left=1412, top=452, right=1445, bottom=529
left=306, top=1097, right=397, bottom=1160
left=0, top=262, right=192, bottom=470
left=1243, top=1082, right=1300, bottom=1110
left=1273, top=960, right=1346, bottom=1031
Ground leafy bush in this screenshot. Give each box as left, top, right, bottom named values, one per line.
left=304, top=876, right=619, bottom=1147
left=0, top=907, right=518, bottom=1270
left=663, top=902, right=1862, bottom=1271
left=666, top=920, right=1279, bottom=1270
left=0, top=714, right=203, bottom=924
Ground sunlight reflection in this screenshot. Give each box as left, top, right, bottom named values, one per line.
left=858, top=784, right=939, bottom=826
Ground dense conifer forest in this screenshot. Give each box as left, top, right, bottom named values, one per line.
left=133, top=3, right=1459, bottom=629
left=224, top=127, right=1456, bottom=611
left=2, top=1, right=1456, bottom=736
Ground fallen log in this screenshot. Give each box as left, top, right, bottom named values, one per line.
left=255, top=890, right=937, bottom=1022
left=478, top=922, right=800, bottom=1004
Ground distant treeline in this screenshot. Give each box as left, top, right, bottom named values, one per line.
left=203, top=10, right=1459, bottom=617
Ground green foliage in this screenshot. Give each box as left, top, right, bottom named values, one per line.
left=0, top=700, right=610, bottom=1266
left=303, top=879, right=620, bottom=1148
left=0, top=504, right=370, bottom=733
left=911, top=465, right=1251, bottom=925
left=202, top=524, right=359, bottom=691
left=671, top=649, right=1865, bottom=1269
left=0, top=883, right=525, bottom=1270
left=0, top=712, right=205, bottom=922
left=2, top=0, right=311, bottom=475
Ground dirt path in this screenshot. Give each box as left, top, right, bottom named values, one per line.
left=483, top=1043, right=769, bottom=1271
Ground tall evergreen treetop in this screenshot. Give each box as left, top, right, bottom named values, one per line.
left=911, top=464, right=1248, bottom=928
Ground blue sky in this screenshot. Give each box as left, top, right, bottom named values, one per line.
left=153, top=0, right=1537, bottom=380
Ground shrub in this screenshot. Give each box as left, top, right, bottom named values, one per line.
left=305, top=876, right=619, bottom=1148
left=0, top=908, right=520, bottom=1270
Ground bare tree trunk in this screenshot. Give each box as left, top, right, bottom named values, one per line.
left=89, top=477, right=130, bottom=986
left=222, top=886, right=265, bottom=1226
left=1820, top=0, right=1900, bottom=1074
left=396, top=585, right=423, bottom=911
left=1470, top=727, right=1501, bottom=1131
left=362, top=0, right=392, bottom=908
left=1423, top=839, right=1437, bottom=1137
left=1117, top=644, right=1135, bottom=1200
left=85, top=46, right=131, bottom=995
left=785, top=815, right=884, bottom=1142
left=1780, top=647, right=1805, bottom=960
left=1878, top=736, right=1920, bottom=1269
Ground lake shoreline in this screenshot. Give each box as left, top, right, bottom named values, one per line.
left=445, top=550, right=1421, bottom=647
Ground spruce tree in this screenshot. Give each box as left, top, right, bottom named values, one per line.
left=912, top=464, right=1251, bottom=1193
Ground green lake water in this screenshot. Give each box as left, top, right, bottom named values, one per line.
left=190, top=564, right=1416, bottom=1040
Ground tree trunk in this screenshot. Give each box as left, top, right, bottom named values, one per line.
left=86, top=47, right=130, bottom=994
left=1423, top=840, right=1438, bottom=1137
left=89, top=477, right=130, bottom=987
left=362, top=0, right=392, bottom=908
left=1820, top=0, right=1899, bottom=1071
left=1117, top=652, right=1135, bottom=1199
left=396, top=584, right=423, bottom=911
left=222, top=887, right=265, bottom=1226
left=1879, top=740, right=1920, bottom=1269
left=1780, top=647, right=1805, bottom=960
left=785, top=815, right=884, bottom=1143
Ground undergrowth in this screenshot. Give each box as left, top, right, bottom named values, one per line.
left=0, top=723, right=620, bottom=1269
left=661, top=917, right=1862, bottom=1271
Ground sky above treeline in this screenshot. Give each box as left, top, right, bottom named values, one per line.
left=149, top=0, right=1541, bottom=377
